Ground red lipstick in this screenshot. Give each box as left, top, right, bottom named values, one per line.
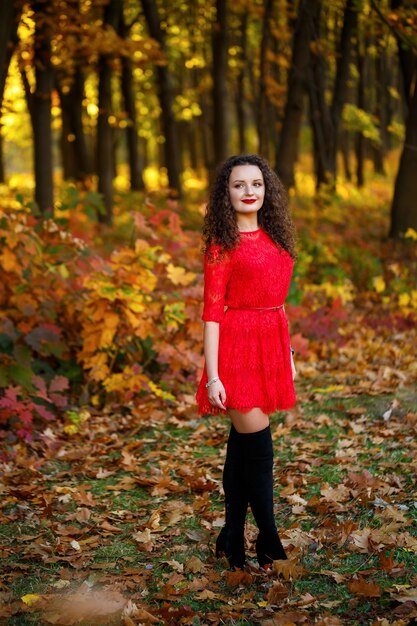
left=242, top=199, right=256, bottom=204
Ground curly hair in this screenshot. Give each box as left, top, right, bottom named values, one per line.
left=202, top=154, right=297, bottom=260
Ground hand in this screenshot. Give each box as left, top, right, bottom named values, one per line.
left=290, top=353, right=297, bottom=380
left=208, top=380, right=227, bottom=410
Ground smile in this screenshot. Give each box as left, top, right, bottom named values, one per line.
left=242, top=199, right=257, bottom=204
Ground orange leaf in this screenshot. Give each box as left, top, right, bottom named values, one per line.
left=347, top=577, right=381, bottom=597
left=272, top=558, right=306, bottom=581
left=225, top=569, right=253, bottom=587
left=266, top=581, right=288, bottom=605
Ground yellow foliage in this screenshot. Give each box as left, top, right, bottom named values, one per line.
left=123, top=305, right=143, bottom=328
left=313, top=384, right=345, bottom=393
left=404, top=228, right=417, bottom=241
left=398, top=290, right=417, bottom=310
left=373, top=276, right=386, bottom=293
left=21, top=594, right=42, bottom=606
left=103, top=366, right=149, bottom=394
left=99, top=325, right=118, bottom=349
left=0, top=248, right=18, bottom=271
left=63, top=424, right=78, bottom=435
left=82, top=352, right=110, bottom=382
left=167, top=263, right=196, bottom=286
left=148, top=380, right=175, bottom=402
left=306, top=280, right=355, bottom=305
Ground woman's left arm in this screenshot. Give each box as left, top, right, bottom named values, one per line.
left=290, top=352, right=296, bottom=380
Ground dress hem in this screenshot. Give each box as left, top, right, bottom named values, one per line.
left=197, top=397, right=297, bottom=417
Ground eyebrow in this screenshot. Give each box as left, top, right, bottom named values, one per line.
left=231, top=178, right=263, bottom=183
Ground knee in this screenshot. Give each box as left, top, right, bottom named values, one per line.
left=229, top=408, right=270, bottom=434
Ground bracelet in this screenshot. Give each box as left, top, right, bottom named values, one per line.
left=290, top=345, right=295, bottom=355
left=206, top=376, right=220, bottom=388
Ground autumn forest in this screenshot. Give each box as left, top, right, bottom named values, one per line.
left=1, top=0, right=417, bottom=624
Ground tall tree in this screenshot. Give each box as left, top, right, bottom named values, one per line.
left=257, top=0, right=274, bottom=159
left=276, top=0, right=321, bottom=189
left=141, top=0, right=182, bottom=195
left=390, top=72, right=417, bottom=236
left=32, top=0, right=54, bottom=213
left=309, top=0, right=358, bottom=186
left=119, top=5, right=145, bottom=191
left=330, top=0, right=358, bottom=175
left=97, top=0, right=122, bottom=223
left=308, top=4, right=333, bottom=187
left=387, top=0, right=417, bottom=237
left=355, top=31, right=367, bottom=187
left=212, top=0, right=229, bottom=165
left=235, top=12, right=248, bottom=155
left=57, top=66, right=93, bottom=184
left=0, top=1, right=22, bottom=182
left=55, top=0, right=93, bottom=184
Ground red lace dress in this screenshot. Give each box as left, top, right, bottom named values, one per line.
left=196, top=228, right=296, bottom=415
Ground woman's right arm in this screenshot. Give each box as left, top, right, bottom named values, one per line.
left=204, top=321, right=227, bottom=410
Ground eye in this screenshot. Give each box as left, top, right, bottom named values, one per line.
left=254, top=182, right=263, bottom=187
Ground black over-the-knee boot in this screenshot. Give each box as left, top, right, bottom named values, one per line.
left=215, top=425, right=248, bottom=568
left=241, top=426, right=287, bottom=567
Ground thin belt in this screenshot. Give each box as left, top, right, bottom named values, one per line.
left=226, top=304, right=285, bottom=311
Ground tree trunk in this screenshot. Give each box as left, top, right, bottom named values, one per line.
left=356, top=37, right=366, bottom=187
left=32, top=0, right=54, bottom=214
left=0, top=134, right=4, bottom=183
left=308, top=0, right=357, bottom=187
left=59, top=93, right=77, bottom=180
left=57, top=67, right=92, bottom=182
left=0, top=1, right=20, bottom=104
left=141, top=0, right=182, bottom=195
left=236, top=13, right=248, bottom=154
left=329, top=0, right=358, bottom=179
left=257, top=0, right=274, bottom=158
left=389, top=79, right=417, bottom=236
left=389, top=0, right=417, bottom=237
left=391, top=0, right=416, bottom=107
left=372, top=48, right=387, bottom=175
left=119, top=7, right=145, bottom=191
left=120, top=57, right=145, bottom=190
left=212, top=0, right=229, bottom=165
left=276, top=0, right=321, bottom=189
left=340, top=130, right=351, bottom=181
left=0, top=2, right=22, bottom=183
left=308, top=3, right=332, bottom=187
left=97, top=0, right=122, bottom=223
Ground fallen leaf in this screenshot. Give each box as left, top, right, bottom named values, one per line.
left=348, top=577, right=381, bottom=597
left=225, top=569, right=253, bottom=587
left=391, top=587, right=417, bottom=603
left=272, top=559, right=306, bottom=581
left=184, top=555, right=205, bottom=574
left=21, top=594, right=43, bottom=606
left=266, top=581, right=288, bottom=605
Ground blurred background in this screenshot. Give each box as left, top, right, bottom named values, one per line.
left=1, top=0, right=416, bottom=236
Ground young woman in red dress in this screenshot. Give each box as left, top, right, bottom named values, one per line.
left=196, top=154, right=297, bottom=569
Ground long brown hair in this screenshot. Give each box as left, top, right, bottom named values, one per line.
left=202, top=154, right=297, bottom=259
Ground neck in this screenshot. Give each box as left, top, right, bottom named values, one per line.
left=237, top=217, right=259, bottom=232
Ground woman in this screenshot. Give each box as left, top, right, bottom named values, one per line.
left=196, top=154, right=297, bottom=570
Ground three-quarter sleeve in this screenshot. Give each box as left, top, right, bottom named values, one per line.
left=202, top=245, right=233, bottom=323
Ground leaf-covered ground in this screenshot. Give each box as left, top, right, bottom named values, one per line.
left=1, top=376, right=417, bottom=625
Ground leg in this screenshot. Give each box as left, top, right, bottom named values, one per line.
left=216, top=424, right=248, bottom=568
left=228, top=407, right=269, bottom=434
left=229, top=408, right=287, bottom=568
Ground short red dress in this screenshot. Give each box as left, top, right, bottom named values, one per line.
left=196, top=227, right=296, bottom=415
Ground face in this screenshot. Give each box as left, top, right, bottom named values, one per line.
left=228, top=164, right=265, bottom=215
